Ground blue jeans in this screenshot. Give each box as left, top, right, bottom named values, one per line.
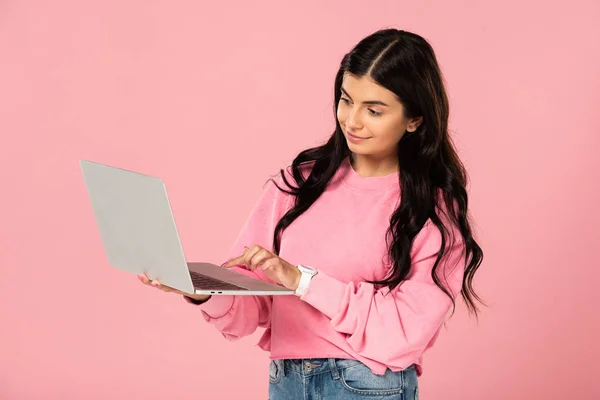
left=269, top=358, right=418, bottom=400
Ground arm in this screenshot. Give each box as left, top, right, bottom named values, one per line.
left=300, top=220, right=466, bottom=368
left=187, top=172, right=292, bottom=341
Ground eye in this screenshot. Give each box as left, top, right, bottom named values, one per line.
left=340, top=97, right=381, bottom=116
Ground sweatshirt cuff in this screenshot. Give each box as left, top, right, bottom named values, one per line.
left=187, top=295, right=235, bottom=319
left=300, top=270, right=347, bottom=319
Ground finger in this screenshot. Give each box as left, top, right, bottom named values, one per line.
left=151, top=280, right=176, bottom=293
left=222, top=246, right=251, bottom=268
left=224, top=245, right=260, bottom=268
left=138, top=275, right=181, bottom=294
left=223, top=255, right=245, bottom=268
left=244, top=245, right=266, bottom=269
left=248, top=250, right=274, bottom=271
left=138, top=274, right=151, bottom=285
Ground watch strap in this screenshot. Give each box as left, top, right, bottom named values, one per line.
left=295, top=265, right=317, bottom=297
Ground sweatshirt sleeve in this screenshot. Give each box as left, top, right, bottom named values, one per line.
left=299, top=219, right=466, bottom=368
left=192, top=171, right=293, bottom=341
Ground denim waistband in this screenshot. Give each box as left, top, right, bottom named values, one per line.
left=276, top=358, right=363, bottom=378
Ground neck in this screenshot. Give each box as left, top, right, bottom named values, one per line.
left=349, top=153, right=399, bottom=178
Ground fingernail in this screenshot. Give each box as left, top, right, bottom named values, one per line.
left=151, top=281, right=160, bottom=287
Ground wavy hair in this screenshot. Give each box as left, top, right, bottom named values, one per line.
left=269, top=29, right=484, bottom=316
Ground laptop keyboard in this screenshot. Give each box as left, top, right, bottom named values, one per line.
left=189, top=270, right=248, bottom=291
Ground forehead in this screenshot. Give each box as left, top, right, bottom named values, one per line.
left=341, top=73, right=399, bottom=104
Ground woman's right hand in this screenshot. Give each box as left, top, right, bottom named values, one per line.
left=137, top=274, right=211, bottom=302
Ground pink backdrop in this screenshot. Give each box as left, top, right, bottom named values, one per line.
left=1, top=1, right=599, bottom=399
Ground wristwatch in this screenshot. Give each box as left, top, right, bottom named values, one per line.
left=295, top=264, right=318, bottom=297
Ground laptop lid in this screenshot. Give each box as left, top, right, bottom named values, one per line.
left=79, top=159, right=195, bottom=294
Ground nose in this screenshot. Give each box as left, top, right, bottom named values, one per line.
left=346, top=107, right=362, bottom=130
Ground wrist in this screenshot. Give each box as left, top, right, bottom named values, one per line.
left=291, top=267, right=302, bottom=291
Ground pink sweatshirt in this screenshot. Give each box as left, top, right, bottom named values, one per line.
left=195, top=156, right=465, bottom=376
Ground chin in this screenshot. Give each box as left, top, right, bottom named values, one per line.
left=346, top=143, right=371, bottom=154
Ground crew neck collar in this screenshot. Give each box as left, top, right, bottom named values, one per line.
left=339, top=156, right=400, bottom=192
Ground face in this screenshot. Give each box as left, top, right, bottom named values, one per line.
left=337, top=73, right=422, bottom=159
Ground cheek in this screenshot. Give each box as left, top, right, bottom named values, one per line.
left=370, top=120, right=392, bottom=136
left=371, top=121, right=405, bottom=142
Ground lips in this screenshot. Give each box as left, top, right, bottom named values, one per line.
left=346, top=131, right=369, bottom=139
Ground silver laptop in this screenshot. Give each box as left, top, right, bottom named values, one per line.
left=79, top=159, right=294, bottom=296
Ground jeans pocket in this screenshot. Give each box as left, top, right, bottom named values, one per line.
left=339, top=362, right=405, bottom=396
left=269, top=360, right=283, bottom=385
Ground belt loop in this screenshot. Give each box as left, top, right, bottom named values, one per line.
left=278, top=359, right=286, bottom=377
left=328, top=358, right=340, bottom=380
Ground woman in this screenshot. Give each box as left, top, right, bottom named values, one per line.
left=139, top=28, right=484, bottom=399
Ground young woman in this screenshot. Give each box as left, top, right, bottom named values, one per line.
left=139, top=28, right=484, bottom=399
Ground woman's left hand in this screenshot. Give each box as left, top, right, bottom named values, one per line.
left=222, top=245, right=301, bottom=291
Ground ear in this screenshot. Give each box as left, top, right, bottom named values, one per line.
left=407, top=116, right=424, bottom=132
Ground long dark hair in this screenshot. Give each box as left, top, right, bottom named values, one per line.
left=269, top=29, right=484, bottom=316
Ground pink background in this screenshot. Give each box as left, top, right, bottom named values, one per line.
left=1, top=0, right=599, bottom=399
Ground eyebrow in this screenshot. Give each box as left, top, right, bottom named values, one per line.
left=340, top=87, right=389, bottom=107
